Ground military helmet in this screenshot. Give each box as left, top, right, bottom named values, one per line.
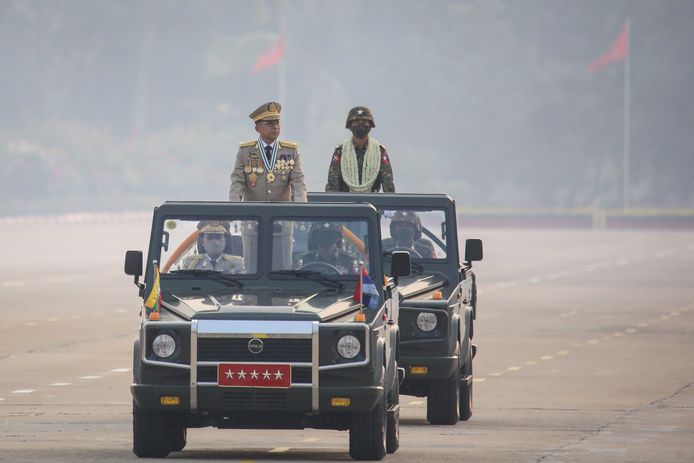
left=345, top=106, right=375, bottom=128
left=390, top=211, right=422, bottom=240
left=308, top=222, right=344, bottom=249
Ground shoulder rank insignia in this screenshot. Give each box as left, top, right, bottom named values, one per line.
left=279, top=140, right=298, bottom=150
left=239, top=140, right=256, bottom=148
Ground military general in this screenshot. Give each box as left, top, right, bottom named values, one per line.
left=229, top=102, right=307, bottom=202
left=325, top=106, right=395, bottom=193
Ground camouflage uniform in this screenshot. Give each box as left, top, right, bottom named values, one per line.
left=325, top=106, right=395, bottom=193
left=383, top=211, right=436, bottom=258
left=325, top=142, right=394, bottom=192
left=300, top=251, right=358, bottom=275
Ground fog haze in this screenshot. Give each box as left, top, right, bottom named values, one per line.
left=2, top=0, right=693, bottom=215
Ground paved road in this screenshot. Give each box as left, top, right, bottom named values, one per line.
left=1, top=222, right=693, bottom=462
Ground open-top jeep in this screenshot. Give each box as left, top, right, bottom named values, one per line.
left=309, top=193, right=483, bottom=425
left=124, top=201, right=410, bottom=460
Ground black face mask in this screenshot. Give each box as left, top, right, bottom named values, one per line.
left=351, top=125, right=371, bottom=139
left=392, top=227, right=414, bottom=243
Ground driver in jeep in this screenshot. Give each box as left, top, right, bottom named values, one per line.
left=182, top=223, right=245, bottom=273
left=300, top=222, right=358, bottom=274
left=383, top=211, right=436, bottom=258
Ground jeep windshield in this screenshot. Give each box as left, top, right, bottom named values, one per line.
left=270, top=218, right=372, bottom=277
left=158, top=217, right=258, bottom=275
left=381, top=208, right=448, bottom=260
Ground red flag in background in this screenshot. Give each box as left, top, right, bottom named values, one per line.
left=252, top=35, right=284, bottom=73
left=588, top=23, right=629, bottom=72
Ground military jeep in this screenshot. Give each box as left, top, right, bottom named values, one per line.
left=309, top=193, right=483, bottom=424
left=124, top=201, right=410, bottom=460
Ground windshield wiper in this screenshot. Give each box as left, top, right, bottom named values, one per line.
left=169, top=269, right=244, bottom=288
left=270, top=270, right=344, bottom=291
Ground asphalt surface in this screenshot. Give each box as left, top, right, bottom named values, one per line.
left=1, top=221, right=693, bottom=462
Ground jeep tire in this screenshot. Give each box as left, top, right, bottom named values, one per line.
left=349, top=369, right=387, bottom=460
left=426, top=344, right=461, bottom=425
left=386, top=367, right=400, bottom=454
left=133, top=401, right=171, bottom=458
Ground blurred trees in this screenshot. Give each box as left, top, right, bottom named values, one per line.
left=1, top=0, right=693, bottom=214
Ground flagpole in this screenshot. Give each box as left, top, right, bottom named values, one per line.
left=622, top=18, right=631, bottom=210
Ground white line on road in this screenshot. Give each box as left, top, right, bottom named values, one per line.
left=489, top=372, right=502, bottom=376
left=507, top=366, right=522, bottom=371
left=557, top=350, right=569, bottom=356
left=1, top=280, right=26, bottom=287
left=49, top=383, right=71, bottom=387
left=12, top=389, right=35, bottom=394
left=540, top=355, right=553, bottom=360
left=587, top=339, right=599, bottom=344
left=79, top=376, right=102, bottom=380
left=111, top=368, right=130, bottom=373
left=525, top=361, right=537, bottom=365
left=473, top=377, right=486, bottom=383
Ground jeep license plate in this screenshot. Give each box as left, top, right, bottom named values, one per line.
left=217, top=363, right=291, bottom=388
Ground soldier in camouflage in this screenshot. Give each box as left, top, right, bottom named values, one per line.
left=382, top=211, right=436, bottom=259
left=300, top=223, right=358, bottom=275
left=325, top=106, right=395, bottom=193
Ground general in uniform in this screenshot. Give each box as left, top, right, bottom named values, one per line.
left=325, top=106, right=395, bottom=193
left=229, top=101, right=307, bottom=202
left=181, top=223, right=245, bottom=273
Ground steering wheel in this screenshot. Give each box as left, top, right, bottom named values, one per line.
left=385, top=246, right=423, bottom=259
left=300, top=261, right=343, bottom=275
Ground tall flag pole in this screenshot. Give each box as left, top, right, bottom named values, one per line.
left=588, top=20, right=631, bottom=209
left=622, top=18, right=632, bottom=210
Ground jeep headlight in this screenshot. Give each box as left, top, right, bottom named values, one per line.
left=416, top=312, right=438, bottom=332
left=337, top=335, right=361, bottom=359
left=152, top=333, right=176, bottom=358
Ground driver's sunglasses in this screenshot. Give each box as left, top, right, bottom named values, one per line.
left=259, top=120, right=280, bottom=127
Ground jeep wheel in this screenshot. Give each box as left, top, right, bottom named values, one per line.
left=386, top=369, right=400, bottom=454
left=170, top=425, right=187, bottom=452
left=459, top=342, right=473, bottom=421
left=426, top=345, right=460, bottom=425
left=133, top=401, right=171, bottom=458
left=349, top=369, right=387, bottom=461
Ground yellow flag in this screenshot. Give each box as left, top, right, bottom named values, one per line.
left=144, top=263, right=160, bottom=311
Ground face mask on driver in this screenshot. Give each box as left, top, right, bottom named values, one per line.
left=391, top=226, right=414, bottom=243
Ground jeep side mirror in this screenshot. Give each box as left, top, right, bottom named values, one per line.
left=124, top=250, right=144, bottom=291
left=390, top=251, right=411, bottom=285
left=465, top=239, right=483, bottom=262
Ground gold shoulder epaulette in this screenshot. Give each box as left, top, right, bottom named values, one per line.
left=279, top=140, right=298, bottom=149
left=239, top=140, right=256, bottom=148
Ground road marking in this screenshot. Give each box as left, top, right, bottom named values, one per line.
left=671, top=310, right=681, bottom=316
left=2, top=280, right=27, bottom=287
left=269, top=447, right=290, bottom=453
left=614, top=332, right=624, bottom=337
left=79, top=375, right=102, bottom=380
left=660, top=315, right=671, bottom=320
left=115, top=308, right=127, bottom=314
left=111, top=368, right=130, bottom=373
left=540, top=355, right=553, bottom=360
left=525, top=360, right=537, bottom=365
left=557, top=350, right=569, bottom=356
left=47, top=317, right=61, bottom=323
left=587, top=339, right=599, bottom=344
left=473, top=377, right=486, bottom=383
left=637, top=322, right=648, bottom=328
left=49, top=382, right=71, bottom=386
left=25, top=321, right=38, bottom=327
left=507, top=366, right=521, bottom=371
left=12, top=389, right=35, bottom=394
left=0, top=398, right=4, bottom=401
left=528, top=277, right=542, bottom=284
left=625, top=328, right=637, bottom=334
left=572, top=342, right=584, bottom=348
left=408, top=400, right=424, bottom=405
left=302, top=437, right=320, bottom=442
left=489, top=372, right=502, bottom=377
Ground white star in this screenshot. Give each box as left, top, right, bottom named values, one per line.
left=237, top=369, right=246, bottom=379
left=274, top=369, right=284, bottom=380
left=225, top=369, right=234, bottom=379
left=263, top=370, right=271, bottom=380
left=251, top=370, right=259, bottom=379
left=357, top=109, right=364, bottom=115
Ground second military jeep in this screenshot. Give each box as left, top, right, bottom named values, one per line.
left=310, top=193, right=483, bottom=425
left=124, top=201, right=410, bottom=460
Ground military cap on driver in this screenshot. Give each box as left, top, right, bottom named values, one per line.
left=250, top=101, right=282, bottom=122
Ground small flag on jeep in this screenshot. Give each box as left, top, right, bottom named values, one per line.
left=144, top=262, right=161, bottom=319
left=353, top=266, right=380, bottom=310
